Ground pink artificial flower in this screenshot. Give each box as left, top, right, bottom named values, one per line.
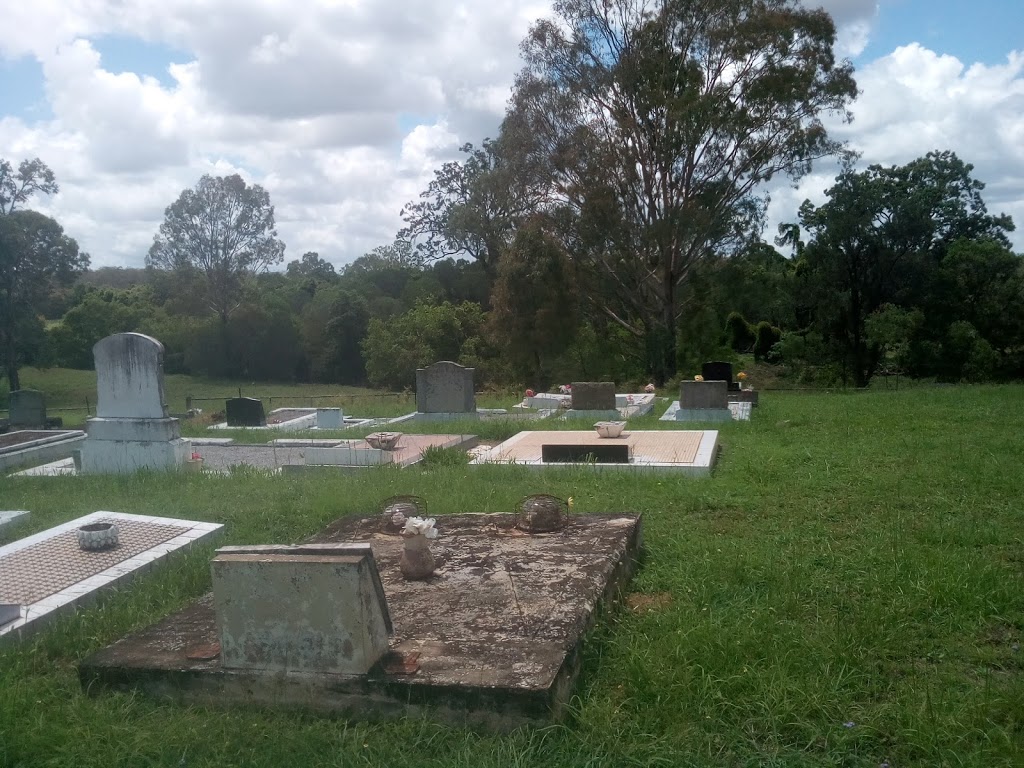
left=525, top=388, right=536, bottom=397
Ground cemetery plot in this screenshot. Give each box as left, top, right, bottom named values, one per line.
left=79, top=512, right=642, bottom=730
left=0, top=512, right=222, bottom=641
left=0, top=429, right=86, bottom=474
left=660, top=401, right=752, bottom=422
left=210, top=407, right=375, bottom=432
left=522, top=392, right=657, bottom=418
left=471, top=430, right=718, bottom=475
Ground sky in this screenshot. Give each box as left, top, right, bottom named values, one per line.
left=1, top=0, right=1022, bottom=270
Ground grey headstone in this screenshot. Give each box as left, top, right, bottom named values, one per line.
left=416, top=361, right=476, bottom=414
left=680, top=380, right=729, bottom=410
left=316, top=408, right=343, bottom=429
left=702, top=361, right=739, bottom=392
left=212, top=543, right=392, bottom=675
left=225, top=398, right=266, bottom=427
left=9, top=390, right=46, bottom=428
left=93, top=333, right=168, bottom=419
left=570, top=382, right=616, bottom=411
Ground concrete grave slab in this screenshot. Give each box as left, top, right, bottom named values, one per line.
left=210, top=408, right=374, bottom=432
left=471, top=430, right=718, bottom=475
left=661, top=400, right=752, bottom=422
left=0, top=511, right=30, bottom=534
left=0, top=511, right=223, bottom=642
left=0, top=430, right=86, bottom=474
left=79, top=512, right=641, bottom=730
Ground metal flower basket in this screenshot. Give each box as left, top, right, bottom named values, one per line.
left=379, top=495, right=428, bottom=530
left=515, top=494, right=569, bottom=533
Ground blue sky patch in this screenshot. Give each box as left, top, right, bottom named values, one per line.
left=91, top=35, right=190, bottom=88
left=0, top=56, right=52, bottom=120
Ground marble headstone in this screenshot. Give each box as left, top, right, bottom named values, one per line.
left=415, top=361, right=476, bottom=414
left=80, top=333, right=190, bottom=473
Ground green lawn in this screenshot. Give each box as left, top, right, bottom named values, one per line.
left=1, top=385, right=1022, bottom=767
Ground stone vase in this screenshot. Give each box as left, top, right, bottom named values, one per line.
left=78, top=522, right=120, bottom=551
left=400, top=534, right=435, bottom=580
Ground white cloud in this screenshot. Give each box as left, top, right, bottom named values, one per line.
left=1, top=0, right=1021, bottom=271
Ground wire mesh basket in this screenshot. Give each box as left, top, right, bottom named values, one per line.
left=515, top=494, right=569, bottom=533
left=379, top=495, right=428, bottom=530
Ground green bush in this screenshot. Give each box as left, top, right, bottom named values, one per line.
left=725, top=311, right=756, bottom=352
left=753, top=321, right=782, bottom=362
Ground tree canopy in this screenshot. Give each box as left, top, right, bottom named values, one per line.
left=146, top=174, right=285, bottom=324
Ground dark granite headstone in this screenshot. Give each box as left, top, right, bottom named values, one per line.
left=701, top=362, right=739, bottom=391
left=9, top=389, right=46, bottom=428
left=570, top=382, right=616, bottom=411
left=225, top=397, right=266, bottom=427
left=541, top=443, right=631, bottom=463
left=680, top=380, right=729, bottom=410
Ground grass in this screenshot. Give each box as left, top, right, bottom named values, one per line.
left=1, top=384, right=1023, bottom=766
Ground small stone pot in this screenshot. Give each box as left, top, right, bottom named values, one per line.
left=77, top=522, right=120, bottom=552
left=400, top=534, right=435, bottom=580
left=594, top=421, right=626, bottom=438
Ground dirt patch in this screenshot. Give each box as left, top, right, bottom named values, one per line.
left=626, top=592, right=674, bottom=613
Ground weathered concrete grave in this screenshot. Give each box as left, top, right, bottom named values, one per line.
left=0, top=430, right=85, bottom=474
left=9, top=390, right=47, bottom=429
left=212, top=544, right=391, bottom=675
left=0, top=511, right=30, bottom=535
left=472, top=430, right=719, bottom=475
left=225, top=397, right=266, bottom=427
left=81, top=333, right=191, bottom=474
left=415, top=361, right=476, bottom=417
left=0, top=511, right=223, bottom=641
left=79, top=512, right=642, bottom=729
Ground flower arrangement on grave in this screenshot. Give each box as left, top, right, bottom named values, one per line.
left=525, top=388, right=536, bottom=397
left=737, top=371, right=748, bottom=390
left=400, top=516, right=438, bottom=580
left=558, top=384, right=572, bottom=394
left=644, top=383, right=656, bottom=393
left=694, top=375, right=704, bottom=382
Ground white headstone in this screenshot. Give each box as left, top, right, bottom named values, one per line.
left=93, top=333, right=168, bottom=419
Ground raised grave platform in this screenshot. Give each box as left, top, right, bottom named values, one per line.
left=471, top=429, right=718, bottom=475
left=0, top=512, right=223, bottom=641
left=523, top=393, right=657, bottom=419
left=660, top=401, right=752, bottom=422
left=79, top=512, right=642, bottom=730
left=210, top=408, right=376, bottom=432
left=0, top=429, right=86, bottom=474
left=0, top=511, right=30, bottom=535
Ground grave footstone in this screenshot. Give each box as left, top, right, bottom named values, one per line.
left=225, top=397, right=266, bottom=427
left=211, top=543, right=392, bottom=675
left=80, top=333, right=191, bottom=473
left=701, top=362, right=739, bottom=391
left=9, top=390, right=46, bottom=429
left=415, top=361, right=476, bottom=416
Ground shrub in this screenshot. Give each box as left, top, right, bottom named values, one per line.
left=753, top=321, right=782, bottom=362
left=725, top=312, right=756, bottom=352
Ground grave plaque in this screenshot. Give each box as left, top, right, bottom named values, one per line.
left=680, top=380, right=729, bottom=410
left=212, top=543, right=392, bottom=676
left=701, top=362, right=739, bottom=391
left=415, top=361, right=476, bottom=414
left=225, top=397, right=266, bottom=427
left=9, top=390, right=46, bottom=428
left=570, top=382, right=616, bottom=411
left=541, top=443, right=631, bottom=463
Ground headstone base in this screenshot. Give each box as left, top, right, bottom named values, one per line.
left=86, top=417, right=182, bottom=442
left=729, top=390, right=759, bottom=407
left=81, top=438, right=191, bottom=474
left=561, top=409, right=621, bottom=421
left=674, top=408, right=733, bottom=423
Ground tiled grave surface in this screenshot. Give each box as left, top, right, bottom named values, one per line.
left=0, top=518, right=185, bottom=605
left=0, top=512, right=222, bottom=641
left=471, top=430, right=717, bottom=474
left=80, top=513, right=642, bottom=730
left=660, top=400, right=752, bottom=422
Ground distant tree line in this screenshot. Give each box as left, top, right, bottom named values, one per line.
left=2, top=0, right=1022, bottom=393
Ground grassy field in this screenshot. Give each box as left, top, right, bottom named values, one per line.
left=1, top=385, right=1022, bottom=766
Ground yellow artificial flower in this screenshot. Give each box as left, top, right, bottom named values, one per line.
left=737, top=371, right=748, bottom=380
left=694, top=375, right=704, bottom=382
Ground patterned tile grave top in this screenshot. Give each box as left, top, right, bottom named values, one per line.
left=0, top=512, right=223, bottom=641
left=570, top=382, right=616, bottom=411
left=225, top=398, right=267, bottom=427
left=93, top=333, right=169, bottom=419
left=481, top=430, right=703, bottom=464
left=9, top=390, right=46, bottom=428
left=0, top=518, right=186, bottom=605
left=415, top=361, right=476, bottom=413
